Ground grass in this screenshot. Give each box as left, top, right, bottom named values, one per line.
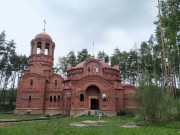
left=0, top=114, right=180, bottom=135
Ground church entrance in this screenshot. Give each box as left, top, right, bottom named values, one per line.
left=91, top=99, right=99, bottom=110
left=86, top=85, right=100, bottom=110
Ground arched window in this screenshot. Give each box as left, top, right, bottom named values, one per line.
left=50, top=96, right=52, bottom=102
left=30, top=79, right=33, bottom=86
left=37, top=42, right=42, bottom=54
left=92, top=65, right=94, bottom=72
left=96, top=67, right=98, bottom=72
left=58, top=96, right=60, bottom=102
left=88, top=67, right=90, bottom=72
left=54, top=96, right=56, bottom=102
left=62, top=83, right=64, bottom=88
left=102, top=94, right=107, bottom=101
left=45, top=43, right=50, bottom=55
left=29, top=96, right=31, bottom=102
left=31, top=43, right=34, bottom=55
left=55, top=80, right=57, bottom=86
left=80, top=94, right=84, bottom=101
left=46, top=80, right=49, bottom=84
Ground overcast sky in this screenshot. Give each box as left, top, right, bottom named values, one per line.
left=0, top=0, right=157, bottom=65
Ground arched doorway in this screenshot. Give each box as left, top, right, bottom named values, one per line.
left=86, top=85, right=100, bottom=110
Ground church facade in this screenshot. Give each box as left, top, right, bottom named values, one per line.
left=15, top=32, right=135, bottom=116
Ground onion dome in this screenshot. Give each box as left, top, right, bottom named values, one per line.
left=34, top=33, right=52, bottom=41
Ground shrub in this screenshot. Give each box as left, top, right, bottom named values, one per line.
left=117, top=111, right=126, bottom=116
left=135, top=82, right=180, bottom=122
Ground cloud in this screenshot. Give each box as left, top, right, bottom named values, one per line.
left=0, top=0, right=157, bottom=64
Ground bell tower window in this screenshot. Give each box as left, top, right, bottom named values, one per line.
left=31, top=43, right=34, bottom=55
left=88, top=67, right=90, bottom=72
left=45, top=43, right=50, bottom=55
left=92, top=65, right=94, bottom=72
left=96, top=67, right=98, bottom=72
left=37, top=42, right=42, bottom=54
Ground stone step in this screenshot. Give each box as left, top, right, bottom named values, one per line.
left=74, top=110, right=111, bottom=117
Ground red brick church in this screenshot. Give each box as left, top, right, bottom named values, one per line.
left=15, top=32, right=135, bottom=116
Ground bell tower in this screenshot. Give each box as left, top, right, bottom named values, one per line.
left=24, top=30, right=55, bottom=79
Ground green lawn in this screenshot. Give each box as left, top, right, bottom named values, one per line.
left=0, top=114, right=179, bottom=135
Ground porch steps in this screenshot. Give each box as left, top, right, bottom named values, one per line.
left=73, top=110, right=111, bottom=117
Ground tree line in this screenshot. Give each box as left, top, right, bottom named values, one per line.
left=130, top=2, right=179, bottom=118
left=56, top=0, right=180, bottom=98
left=0, top=31, right=28, bottom=111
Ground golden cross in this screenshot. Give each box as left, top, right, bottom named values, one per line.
left=93, top=42, right=94, bottom=57
left=43, top=20, right=46, bottom=33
